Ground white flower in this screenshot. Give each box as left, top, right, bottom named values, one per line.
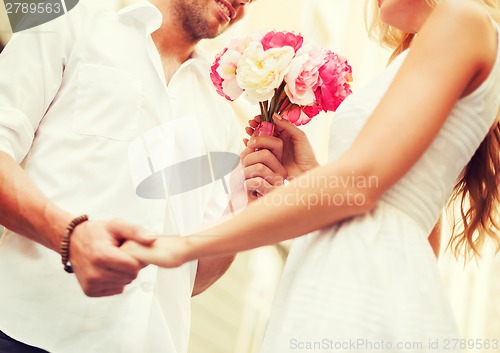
left=236, top=41, right=295, bottom=102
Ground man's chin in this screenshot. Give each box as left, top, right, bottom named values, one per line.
left=212, top=22, right=230, bottom=37
left=191, top=24, right=227, bottom=41
left=203, top=27, right=228, bottom=40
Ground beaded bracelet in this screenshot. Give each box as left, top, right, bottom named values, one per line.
left=60, top=215, right=89, bottom=273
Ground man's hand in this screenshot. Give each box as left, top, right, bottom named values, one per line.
left=241, top=134, right=288, bottom=200
left=70, top=220, right=155, bottom=297
left=241, top=114, right=319, bottom=200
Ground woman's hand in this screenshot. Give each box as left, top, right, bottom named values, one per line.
left=244, top=114, right=319, bottom=181
left=121, top=236, right=189, bottom=268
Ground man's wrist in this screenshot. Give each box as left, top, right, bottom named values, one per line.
left=60, top=215, right=89, bottom=273
left=40, top=204, right=74, bottom=252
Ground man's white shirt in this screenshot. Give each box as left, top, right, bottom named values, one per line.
left=0, top=1, right=242, bottom=352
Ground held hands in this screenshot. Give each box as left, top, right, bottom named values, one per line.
left=242, top=114, right=319, bottom=198
left=69, top=219, right=155, bottom=297
left=120, top=236, right=188, bottom=269
left=94, top=116, right=320, bottom=273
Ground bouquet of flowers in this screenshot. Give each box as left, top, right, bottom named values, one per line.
left=210, top=30, right=353, bottom=136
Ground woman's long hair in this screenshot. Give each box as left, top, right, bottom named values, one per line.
left=448, top=120, right=500, bottom=260
left=365, top=0, right=500, bottom=260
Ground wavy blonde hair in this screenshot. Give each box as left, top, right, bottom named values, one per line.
left=365, top=0, right=500, bottom=260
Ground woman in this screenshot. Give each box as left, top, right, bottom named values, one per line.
left=124, top=0, right=500, bottom=350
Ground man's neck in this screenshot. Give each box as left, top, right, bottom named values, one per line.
left=152, top=28, right=197, bottom=59
left=150, top=0, right=199, bottom=84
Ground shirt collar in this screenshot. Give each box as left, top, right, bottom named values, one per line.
left=118, top=0, right=162, bottom=35
left=118, top=1, right=209, bottom=66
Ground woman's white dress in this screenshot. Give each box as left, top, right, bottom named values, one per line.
left=259, top=26, right=500, bottom=353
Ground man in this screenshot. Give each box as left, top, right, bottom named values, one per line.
left=0, top=0, right=253, bottom=352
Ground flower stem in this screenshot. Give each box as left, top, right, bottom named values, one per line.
left=271, top=82, right=287, bottom=119
left=269, top=89, right=277, bottom=119
left=259, top=101, right=268, bottom=122
left=279, top=97, right=291, bottom=113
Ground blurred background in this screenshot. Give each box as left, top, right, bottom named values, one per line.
left=1, top=0, right=499, bottom=352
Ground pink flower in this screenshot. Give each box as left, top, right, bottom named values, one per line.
left=315, top=50, right=353, bottom=112
left=282, top=106, right=313, bottom=126
left=284, top=45, right=324, bottom=106
left=209, top=30, right=352, bottom=128
left=210, top=48, right=233, bottom=101
left=210, top=44, right=245, bottom=101
left=302, top=103, right=322, bottom=119
left=261, top=31, right=303, bottom=53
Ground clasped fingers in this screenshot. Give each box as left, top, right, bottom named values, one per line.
left=242, top=149, right=287, bottom=199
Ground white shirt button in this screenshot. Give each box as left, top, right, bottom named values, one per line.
left=141, top=282, right=155, bottom=292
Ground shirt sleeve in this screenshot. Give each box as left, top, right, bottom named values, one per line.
left=0, top=9, right=81, bottom=163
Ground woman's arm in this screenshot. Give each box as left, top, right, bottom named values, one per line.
left=123, top=1, right=497, bottom=267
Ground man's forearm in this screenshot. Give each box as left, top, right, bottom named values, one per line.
left=192, top=255, right=236, bottom=296
left=0, top=152, right=72, bottom=251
